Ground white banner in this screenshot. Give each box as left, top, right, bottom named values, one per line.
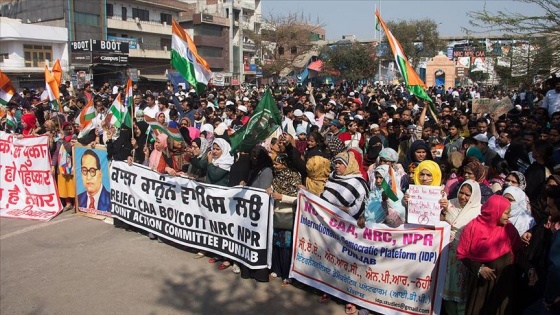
left=110, top=161, right=273, bottom=268
left=291, top=191, right=450, bottom=315
left=0, top=132, right=62, bottom=221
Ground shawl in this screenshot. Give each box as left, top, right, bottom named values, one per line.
left=503, top=186, right=536, bottom=236
left=466, top=147, right=484, bottom=163
left=212, top=138, right=234, bottom=171
left=414, top=160, right=442, bottom=186
left=272, top=166, right=301, bottom=197
left=348, top=148, right=368, bottom=180
left=248, top=146, right=273, bottom=185
left=305, top=155, right=331, bottom=196
left=149, top=133, right=168, bottom=169
left=446, top=180, right=482, bottom=241
left=193, top=137, right=209, bottom=159
left=457, top=195, right=521, bottom=263
left=366, top=164, right=406, bottom=226
left=327, top=136, right=346, bottom=158
left=321, top=153, right=369, bottom=219
left=465, top=160, right=487, bottom=183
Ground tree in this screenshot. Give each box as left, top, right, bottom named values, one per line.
left=467, top=0, right=560, bottom=74
left=383, top=19, right=446, bottom=68
left=244, top=13, right=325, bottom=80
left=319, top=42, right=378, bottom=82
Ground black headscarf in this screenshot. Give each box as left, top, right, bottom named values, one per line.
left=403, top=140, right=433, bottom=170
left=248, top=145, right=273, bottom=185
left=134, top=121, right=149, bottom=163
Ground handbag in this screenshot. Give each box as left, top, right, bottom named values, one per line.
left=273, top=202, right=295, bottom=230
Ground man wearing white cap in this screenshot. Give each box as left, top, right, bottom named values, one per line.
left=235, top=104, right=249, bottom=126
left=474, top=133, right=498, bottom=166
left=292, top=109, right=309, bottom=137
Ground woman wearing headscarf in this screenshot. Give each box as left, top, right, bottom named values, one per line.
left=21, top=113, right=38, bottom=135
left=267, top=153, right=301, bottom=286
left=440, top=180, right=482, bottom=315
left=503, top=186, right=536, bottom=236
left=200, top=123, right=215, bottom=143
left=187, top=137, right=209, bottom=181
left=449, top=158, right=494, bottom=204
left=106, top=125, right=133, bottom=161
left=363, top=136, right=383, bottom=171
left=320, top=151, right=370, bottom=220
left=457, top=195, right=537, bottom=315
left=348, top=147, right=367, bottom=181
left=237, top=145, right=274, bottom=280
left=361, top=164, right=406, bottom=228
left=132, top=120, right=149, bottom=164
left=302, top=131, right=330, bottom=196
left=147, top=133, right=178, bottom=175
left=413, top=160, right=442, bottom=187
left=200, top=137, right=233, bottom=186
left=367, top=147, right=408, bottom=193
left=403, top=140, right=433, bottom=171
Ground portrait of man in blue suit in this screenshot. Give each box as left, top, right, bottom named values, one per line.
left=78, top=149, right=111, bottom=212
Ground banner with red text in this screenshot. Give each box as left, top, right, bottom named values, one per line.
left=0, top=132, right=62, bottom=221
left=291, top=191, right=450, bottom=315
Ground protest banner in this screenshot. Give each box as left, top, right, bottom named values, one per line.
left=407, top=185, right=442, bottom=226
left=0, top=132, right=62, bottom=221
left=291, top=191, right=450, bottom=315
left=472, top=97, right=513, bottom=117
left=73, top=145, right=112, bottom=218
left=110, top=161, right=273, bottom=268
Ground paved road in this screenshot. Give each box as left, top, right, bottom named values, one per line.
left=0, top=211, right=348, bottom=315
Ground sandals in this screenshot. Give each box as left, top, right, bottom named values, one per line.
left=318, top=294, right=330, bottom=304
left=269, top=272, right=278, bottom=280
left=208, top=257, right=221, bottom=263
left=281, top=279, right=292, bottom=287
left=345, top=304, right=357, bottom=315
left=194, top=252, right=205, bottom=259
left=218, top=262, right=231, bottom=270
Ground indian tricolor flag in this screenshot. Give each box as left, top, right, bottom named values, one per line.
left=124, top=77, right=133, bottom=125
left=171, top=19, right=212, bottom=94
left=44, top=65, right=60, bottom=111
left=144, top=115, right=183, bottom=142
left=374, top=10, right=436, bottom=118
left=108, top=93, right=132, bottom=129
left=0, top=70, right=16, bottom=105
left=75, top=98, right=96, bottom=138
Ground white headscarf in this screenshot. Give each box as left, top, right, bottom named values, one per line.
left=211, top=138, right=234, bottom=171
left=446, top=180, right=482, bottom=241
left=503, top=186, right=536, bottom=236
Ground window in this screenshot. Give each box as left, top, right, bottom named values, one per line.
left=194, top=25, right=222, bottom=37
left=160, top=38, right=171, bottom=50
left=160, top=13, right=172, bottom=25
left=0, top=53, right=8, bottom=62
left=132, top=8, right=149, bottom=21
left=106, top=3, right=113, bottom=17
left=23, top=44, right=52, bottom=67
left=278, top=47, right=284, bottom=55
left=198, top=47, right=222, bottom=58
left=74, top=12, right=99, bottom=26
left=122, top=7, right=127, bottom=21
left=290, top=46, right=297, bottom=55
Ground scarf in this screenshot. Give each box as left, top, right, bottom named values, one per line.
left=21, top=113, right=37, bottom=135
left=503, top=186, right=536, bottom=236
left=508, top=171, right=527, bottom=191
left=465, top=160, right=487, bottom=183
left=404, top=140, right=433, bottom=169
left=272, top=167, right=301, bottom=197
left=446, top=180, right=482, bottom=241
left=457, top=195, right=520, bottom=263
left=193, top=137, right=209, bottom=159
left=414, top=160, right=442, bottom=186
left=212, top=138, right=234, bottom=171
left=149, top=133, right=168, bottom=169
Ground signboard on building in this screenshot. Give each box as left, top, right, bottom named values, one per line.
left=70, top=40, right=92, bottom=52
left=92, top=52, right=128, bottom=64
left=107, top=36, right=138, bottom=49
left=71, top=52, right=92, bottom=64
left=91, top=40, right=129, bottom=54
left=452, top=46, right=485, bottom=58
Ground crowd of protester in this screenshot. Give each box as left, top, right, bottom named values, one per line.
left=1, top=74, right=560, bottom=315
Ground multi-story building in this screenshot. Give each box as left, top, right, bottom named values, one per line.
left=1, top=0, right=263, bottom=88
left=0, top=16, right=68, bottom=89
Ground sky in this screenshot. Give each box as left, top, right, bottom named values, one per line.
left=262, top=0, right=545, bottom=40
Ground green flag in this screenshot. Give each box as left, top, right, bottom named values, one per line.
left=229, top=89, right=282, bottom=155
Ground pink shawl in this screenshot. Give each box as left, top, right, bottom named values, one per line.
left=149, top=133, right=168, bottom=169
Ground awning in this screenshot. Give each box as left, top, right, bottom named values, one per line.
left=307, top=60, right=323, bottom=72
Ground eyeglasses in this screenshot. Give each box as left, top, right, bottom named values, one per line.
left=81, top=167, right=99, bottom=177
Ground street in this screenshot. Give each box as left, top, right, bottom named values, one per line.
left=0, top=212, right=343, bottom=315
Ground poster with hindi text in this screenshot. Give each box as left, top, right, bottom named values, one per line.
left=0, top=132, right=62, bottom=221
